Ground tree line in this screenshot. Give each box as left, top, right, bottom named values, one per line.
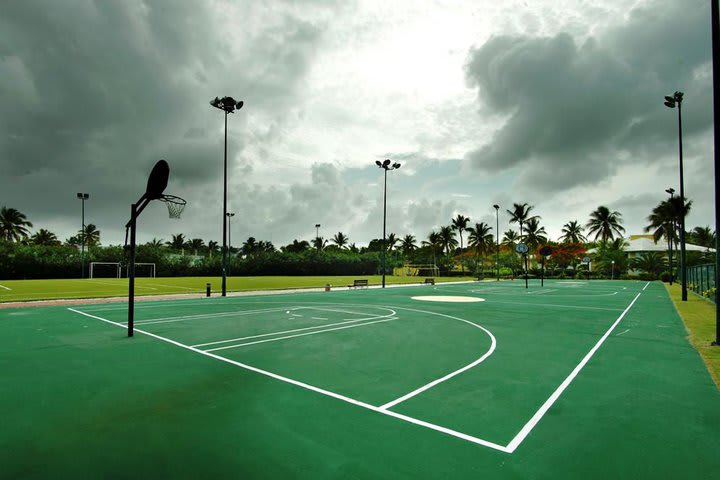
left=0, top=201, right=715, bottom=280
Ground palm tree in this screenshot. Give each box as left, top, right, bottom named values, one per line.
left=207, top=240, right=219, bottom=257
left=30, top=229, right=60, bottom=246
left=166, top=234, right=187, bottom=251
left=257, top=240, right=275, bottom=253
left=559, top=220, right=587, bottom=243
left=145, top=238, right=165, bottom=248
left=400, top=234, right=417, bottom=258
left=506, top=203, right=538, bottom=241
left=80, top=223, right=101, bottom=246
left=467, top=222, right=494, bottom=273
left=386, top=233, right=399, bottom=252
left=0, top=207, right=33, bottom=242
left=586, top=206, right=625, bottom=242
left=242, top=237, right=258, bottom=255
left=188, top=238, right=205, bottom=256
left=502, top=229, right=520, bottom=276
left=282, top=239, right=310, bottom=253
left=422, top=231, right=442, bottom=266
left=438, top=225, right=458, bottom=261
left=332, top=232, right=349, bottom=249
left=688, top=226, right=715, bottom=248
left=312, top=236, right=327, bottom=251
left=452, top=214, right=470, bottom=273
left=523, top=218, right=547, bottom=250
left=631, top=252, right=667, bottom=279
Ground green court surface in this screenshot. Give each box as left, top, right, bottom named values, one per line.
left=2, top=280, right=719, bottom=478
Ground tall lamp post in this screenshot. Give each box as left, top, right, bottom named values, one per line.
left=493, top=204, right=500, bottom=281
left=664, top=91, right=687, bottom=301
left=210, top=96, right=244, bottom=297
left=665, top=187, right=675, bottom=285
left=375, top=159, right=401, bottom=288
left=315, top=223, right=321, bottom=249
left=76, top=193, right=89, bottom=278
left=712, top=0, right=719, bottom=345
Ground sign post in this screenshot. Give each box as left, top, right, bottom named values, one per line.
left=516, top=243, right=529, bottom=289
left=539, top=245, right=554, bottom=287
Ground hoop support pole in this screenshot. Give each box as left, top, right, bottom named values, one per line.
left=128, top=203, right=137, bottom=337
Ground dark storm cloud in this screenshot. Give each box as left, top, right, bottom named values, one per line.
left=463, top=0, right=712, bottom=193
left=0, top=1, right=332, bottom=243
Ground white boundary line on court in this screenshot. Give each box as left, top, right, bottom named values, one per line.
left=192, top=310, right=397, bottom=348
left=67, top=283, right=647, bottom=455
left=204, top=316, right=401, bottom=352
left=504, top=288, right=644, bottom=453
left=0, top=284, right=11, bottom=291
left=67, top=307, right=510, bottom=453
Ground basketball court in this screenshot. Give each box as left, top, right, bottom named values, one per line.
left=2, top=279, right=719, bottom=478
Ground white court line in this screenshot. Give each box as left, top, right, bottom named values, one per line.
left=0, top=284, right=11, bottom=291
left=204, top=317, right=400, bottom=352
left=67, top=307, right=509, bottom=453
left=615, top=329, right=630, bottom=336
left=380, top=327, right=496, bottom=410
left=642, top=281, right=651, bottom=291
left=191, top=312, right=397, bottom=348
left=146, top=282, right=200, bottom=291
left=504, top=291, right=643, bottom=453
left=526, top=289, right=557, bottom=295
left=135, top=307, right=292, bottom=325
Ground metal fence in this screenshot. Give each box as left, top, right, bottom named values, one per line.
left=687, top=263, right=716, bottom=302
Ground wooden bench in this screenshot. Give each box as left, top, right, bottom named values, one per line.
left=349, top=279, right=369, bottom=288
left=424, top=278, right=435, bottom=285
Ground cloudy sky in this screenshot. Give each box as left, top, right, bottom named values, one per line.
left=1, top=0, right=715, bottom=249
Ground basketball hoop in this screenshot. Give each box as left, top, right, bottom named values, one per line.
left=158, top=194, right=187, bottom=219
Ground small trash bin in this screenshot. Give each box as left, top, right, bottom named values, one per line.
left=325, top=284, right=331, bottom=292
left=206, top=283, right=211, bottom=297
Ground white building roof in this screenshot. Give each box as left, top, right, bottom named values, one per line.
left=625, top=235, right=714, bottom=253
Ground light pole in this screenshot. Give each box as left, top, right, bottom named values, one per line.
left=315, top=223, right=321, bottom=249
left=664, top=91, right=687, bottom=301
left=665, top=187, right=675, bottom=285
left=210, top=96, right=244, bottom=297
left=493, top=204, right=500, bottom=281
left=375, top=159, right=401, bottom=288
left=76, top=192, right=89, bottom=278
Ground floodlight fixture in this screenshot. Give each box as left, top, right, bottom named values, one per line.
left=393, top=163, right=401, bottom=169
left=375, top=160, right=381, bottom=166
left=665, top=188, right=675, bottom=196
left=663, top=90, right=687, bottom=300
left=211, top=95, right=244, bottom=296
left=383, top=159, right=391, bottom=167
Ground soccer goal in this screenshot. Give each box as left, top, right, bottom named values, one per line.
left=89, top=262, right=121, bottom=278
left=124, top=263, right=156, bottom=278
left=393, top=263, right=439, bottom=277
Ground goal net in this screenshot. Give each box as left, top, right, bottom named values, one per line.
left=89, top=262, right=121, bottom=278
left=393, top=263, right=439, bottom=277
left=123, top=263, right=156, bottom=278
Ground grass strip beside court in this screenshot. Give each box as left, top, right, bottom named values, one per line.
left=0, top=275, right=477, bottom=303
left=665, top=283, right=720, bottom=387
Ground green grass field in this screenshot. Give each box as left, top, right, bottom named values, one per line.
left=0, top=275, right=476, bottom=303
left=2, top=279, right=719, bottom=478
left=666, top=283, right=720, bottom=386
